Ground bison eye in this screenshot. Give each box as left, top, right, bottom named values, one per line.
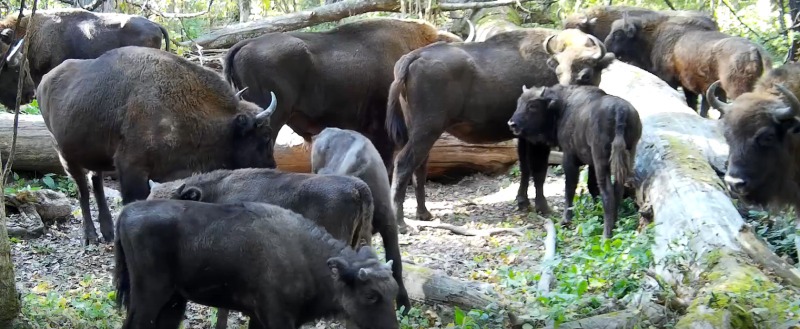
left=756, top=130, right=776, bottom=147
left=363, top=291, right=379, bottom=303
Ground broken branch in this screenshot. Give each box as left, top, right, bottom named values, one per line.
left=405, top=219, right=531, bottom=237
left=536, top=215, right=556, bottom=293
left=437, top=0, right=539, bottom=11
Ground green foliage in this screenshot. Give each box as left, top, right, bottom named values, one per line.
left=5, top=172, right=78, bottom=198
left=18, top=277, right=122, bottom=329
left=746, top=208, right=798, bottom=263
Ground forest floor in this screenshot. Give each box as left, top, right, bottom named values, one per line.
left=7, top=165, right=800, bottom=328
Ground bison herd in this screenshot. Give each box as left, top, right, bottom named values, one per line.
left=0, top=3, right=796, bottom=329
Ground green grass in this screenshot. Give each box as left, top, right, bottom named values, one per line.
left=18, top=276, right=122, bottom=329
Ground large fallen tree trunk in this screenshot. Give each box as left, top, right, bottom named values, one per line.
left=598, top=61, right=800, bottom=328
left=0, top=114, right=544, bottom=179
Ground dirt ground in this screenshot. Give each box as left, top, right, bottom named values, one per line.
left=10, top=167, right=568, bottom=328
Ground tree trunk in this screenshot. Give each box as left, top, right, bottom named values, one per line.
left=598, top=61, right=800, bottom=328
left=239, top=0, right=251, bottom=23
left=469, top=5, right=522, bottom=41
left=0, top=152, right=20, bottom=327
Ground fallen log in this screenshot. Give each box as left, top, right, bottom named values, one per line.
left=401, top=263, right=501, bottom=310
left=598, top=61, right=800, bottom=328
left=0, top=114, right=549, bottom=179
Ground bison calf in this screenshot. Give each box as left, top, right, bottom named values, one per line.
left=508, top=84, right=642, bottom=238
left=310, top=127, right=410, bottom=313
left=114, top=199, right=399, bottom=329
left=39, top=46, right=278, bottom=245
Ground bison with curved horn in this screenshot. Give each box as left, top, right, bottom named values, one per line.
left=706, top=62, right=800, bottom=261
left=38, top=46, right=278, bottom=245
left=563, top=5, right=717, bottom=41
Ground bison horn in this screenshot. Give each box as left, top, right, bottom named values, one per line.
left=705, top=80, right=730, bottom=115
left=586, top=34, right=607, bottom=60
left=522, top=85, right=530, bottom=93
left=256, top=91, right=277, bottom=121
left=5, top=38, right=23, bottom=62
left=464, top=19, right=476, bottom=43
left=773, top=83, right=800, bottom=121
left=383, top=259, right=394, bottom=270
left=543, top=34, right=557, bottom=55
left=235, top=87, right=249, bottom=99
left=358, top=268, right=373, bottom=281
left=148, top=180, right=161, bottom=189
left=556, top=8, right=565, bottom=21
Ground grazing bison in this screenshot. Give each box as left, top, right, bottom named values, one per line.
left=114, top=200, right=399, bottom=329
left=147, top=167, right=410, bottom=325
left=508, top=84, right=642, bottom=238
left=705, top=63, right=800, bottom=260
left=0, top=38, right=35, bottom=109
left=562, top=5, right=718, bottom=41
left=310, top=127, right=410, bottom=312
left=385, top=28, right=615, bottom=223
left=1, top=8, right=170, bottom=87
left=223, top=17, right=473, bottom=173
left=38, top=46, right=278, bottom=245
left=604, top=13, right=770, bottom=117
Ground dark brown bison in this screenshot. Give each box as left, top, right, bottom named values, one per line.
left=146, top=166, right=410, bottom=323
left=562, top=5, right=718, bottom=41
left=0, top=8, right=169, bottom=91
left=385, top=28, right=615, bottom=224
left=310, top=127, right=409, bottom=311
left=0, top=38, right=35, bottom=109
left=508, top=84, right=642, bottom=238
left=705, top=63, right=800, bottom=261
left=114, top=200, right=399, bottom=329
left=223, top=17, right=471, bottom=173
left=38, top=46, right=277, bottom=245
left=604, top=13, right=770, bottom=117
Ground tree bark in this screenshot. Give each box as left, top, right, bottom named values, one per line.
left=469, top=5, right=522, bottom=41
left=0, top=114, right=64, bottom=175
left=0, top=151, right=19, bottom=327
left=239, top=0, right=251, bottom=22
left=598, top=61, right=799, bottom=328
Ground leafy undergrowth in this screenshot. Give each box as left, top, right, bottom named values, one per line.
left=16, top=275, right=122, bottom=329
left=5, top=171, right=78, bottom=198
left=742, top=205, right=798, bottom=264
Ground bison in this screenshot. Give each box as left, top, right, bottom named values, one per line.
left=562, top=5, right=717, bottom=41
left=147, top=167, right=410, bottom=324
left=0, top=38, right=35, bottom=109
left=385, top=28, right=615, bottom=224
left=1, top=8, right=169, bottom=92
left=223, top=17, right=472, bottom=174
left=705, top=63, right=800, bottom=261
left=604, top=13, right=770, bottom=117
left=508, top=84, right=642, bottom=238
left=38, top=46, right=278, bottom=245
left=310, top=127, right=409, bottom=311
left=114, top=199, right=399, bottom=329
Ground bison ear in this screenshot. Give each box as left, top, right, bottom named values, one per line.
left=179, top=186, right=202, bottom=201
left=0, top=29, right=11, bottom=44
left=787, top=117, right=800, bottom=134
left=327, top=257, right=353, bottom=283
left=233, top=113, right=256, bottom=136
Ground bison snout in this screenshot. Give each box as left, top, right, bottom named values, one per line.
left=507, top=120, right=521, bottom=135
left=724, top=174, right=747, bottom=194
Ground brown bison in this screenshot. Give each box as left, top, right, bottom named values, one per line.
left=223, top=17, right=471, bottom=173
left=562, top=5, right=718, bottom=41
left=385, top=28, right=615, bottom=223
left=705, top=62, right=800, bottom=261
left=604, top=13, right=770, bottom=118
left=114, top=200, right=399, bottom=329
left=0, top=38, right=35, bottom=109
left=38, top=46, right=277, bottom=245
left=508, top=84, right=642, bottom=238
left=0, top=8, right=169, bottom=90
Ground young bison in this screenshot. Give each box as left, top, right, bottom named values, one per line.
left=38, top=46, right=278, bottom=245
left=706, top=62, right=800, bottom=261
left=562, top=5, right=717, bottom=41
left=508, top=84, right=642, bottom=238
left=310, top=127, right=410, bottom=312
left=114, top=199, right=399, bottom=329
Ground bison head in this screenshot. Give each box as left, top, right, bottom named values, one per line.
left=0, top=35, right=35, bottom=110
left=146, top=180, right=201, bottom=201
left=544, top=31, right=615, bottom=86
left=563, top=13, right=598, bottom=35
left=508, top=85, right=562, bottom=146
left=231, top=91, right=278, bottom=169
left=707, top=80, right=800, bottom=205
left=604, top=16, right=646, bottom=68
left=328, top=246, right=399, bottom=329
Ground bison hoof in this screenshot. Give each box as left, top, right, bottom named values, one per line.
left=516, top=200, right=532, bottom=212
left=83, top=235, right=100, bottom=246
left=559, top=218, right=572, bottom=228
left=416, top=210, right=433, bottom=221
left=535, top=202, right=551, bottom=216
left=397, top=222, right=409, bottom=234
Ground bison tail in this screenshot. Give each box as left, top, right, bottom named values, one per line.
left=353, top=182, right=376, bottom=248
left=158, top=25, right=171, bottom=52
left=609, top=108, right=632, bottom=190
left=223, top=42, right=245, bottom=90
left=113, top=222, right=130, bottom=310
left=386, top=52, right=420, bottom=147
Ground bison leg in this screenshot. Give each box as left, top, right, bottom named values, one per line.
left=215, top=309, right=230, bottom=329
left=157, top=295, right=187, bottom=328
left=62, top=159, right=99, bottom=246
left=121, top=277, right=180, bottom=329
left=594, top=164, right=618, bottom=239
left=413, top=156, right=433, bottom=221
left=587, top=165, right=600, bottom=199
left=115, top=159, right=151, bottom=204
left=391, top=132, right=439, bottom=227
left=561, top=154, right=581, bottom=227
left=529, top=143, right=552, bottom=215
left=515, top=140, right=533, bottom=212
left=683, top=89, right=701, bottom=116
left=375, top=204, right=411, bottom=313
left=91, top=172, right=114, bottom=243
